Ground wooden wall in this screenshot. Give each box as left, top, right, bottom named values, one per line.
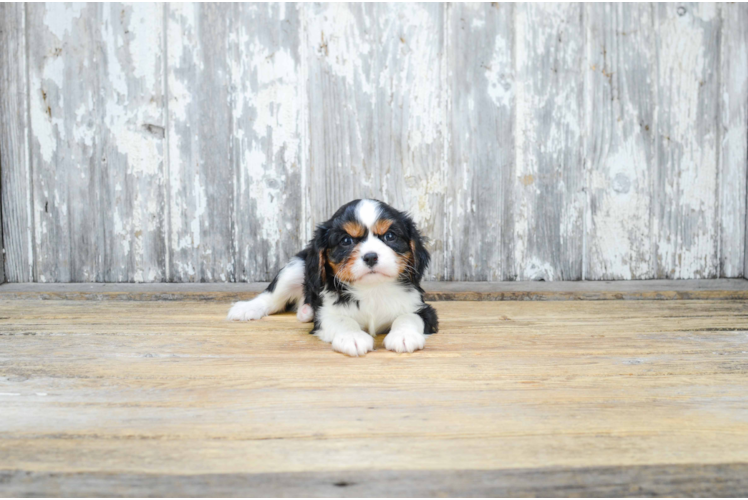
left=1, top=3, right=747, bottom=283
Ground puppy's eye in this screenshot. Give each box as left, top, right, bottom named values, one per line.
left=383, top=231, right=396, bottom=242
left=341, top=236, right=353, bottom=246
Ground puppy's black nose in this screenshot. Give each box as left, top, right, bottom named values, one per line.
left=362, top=252, right=378, bottom=267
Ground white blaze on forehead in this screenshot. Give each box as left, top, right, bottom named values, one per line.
left=356, top=199, right=381, bottom=229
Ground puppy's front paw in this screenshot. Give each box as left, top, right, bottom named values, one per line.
left=384, top=327, right=425, bottom=353
left=227, top=299, right=268, bottom=321
left=332, top=330, right=374, bottom=357
left=296, top=304, right=314, bottom=323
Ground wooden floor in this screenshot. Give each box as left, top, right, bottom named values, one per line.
left=1, top=297, right=748, bottom=496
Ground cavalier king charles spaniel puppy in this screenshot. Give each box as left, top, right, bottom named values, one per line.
left=227, top=199, right=438, bottom=356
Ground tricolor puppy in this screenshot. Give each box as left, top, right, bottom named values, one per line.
left=227, top=199, right=438, bottom=356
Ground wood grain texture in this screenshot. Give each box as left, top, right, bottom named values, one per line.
left=229, top=3, right=304, bottom=282
left=446, top=3, right=514, bottom=281
left=26, top=3, right=99, bottom=282
left=3, top=464, right=748, bottom=497
left=25, top=4, right=166, bottom=282
left=1, top=299, right=747, bottom=496
left=654, top=3, right=721, bottom=279
left=585, top=4, right=656, bottom=280
left=305, top=3, right=447, bottom=279
left=513, top=3, right=585, bottom=281
left=97, top=4, right=167, bottom=283
left=166, top=3, right=233, bottom=282
left=3, top=3, right=748, bottom=283
left=719, top=3, right=748, bottom=278
left=0, top=3, right=33, bottom=282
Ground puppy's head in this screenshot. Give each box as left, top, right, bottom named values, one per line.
left=311, top=199, right=429, bottom=288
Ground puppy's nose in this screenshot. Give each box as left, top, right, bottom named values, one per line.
left=362, top=252, right=378, bottom=267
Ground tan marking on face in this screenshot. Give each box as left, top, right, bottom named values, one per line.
left=342, top=221, right=365, bottom=238
left=373, top=219, right=394, bottom=235
left=409, top=240, right=418, bottom=276
left=327, top=247, right=361, bottom=283
left=397, top=251, right=413, bottom=276
left=318, top=250, right=326, bottom=282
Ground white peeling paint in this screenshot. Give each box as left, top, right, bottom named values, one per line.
left=485, top=33, right=512, bottom=109
left=43, top=3, right=85, bottom=41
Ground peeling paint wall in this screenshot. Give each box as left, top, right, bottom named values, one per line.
left=1, top=3, right=747, bottom=282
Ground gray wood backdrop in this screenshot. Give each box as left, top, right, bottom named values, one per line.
left=1, top=3, right=747, bottom=283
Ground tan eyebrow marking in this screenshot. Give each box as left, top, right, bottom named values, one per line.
left=342, top=221, right=365, bottom=238
left=373, top=219, right=394, bottom=235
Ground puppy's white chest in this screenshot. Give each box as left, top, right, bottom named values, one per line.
left=328, top=283, right=421, bottom=335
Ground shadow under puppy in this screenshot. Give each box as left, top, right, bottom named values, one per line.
left=227, top=199, right=438, bottom=356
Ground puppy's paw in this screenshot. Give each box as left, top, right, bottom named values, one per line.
left=227, top=299, right=268, bottom=321
left=384, top=327, right=425, bottom=353
left=332, top=330, right=374, bottom=357
left=296, top=304, right=314, bottom=323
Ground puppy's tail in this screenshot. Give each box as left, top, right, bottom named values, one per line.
left=227, top=252, right=311, bottom=322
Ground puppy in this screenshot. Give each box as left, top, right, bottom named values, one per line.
left=227, top=199, right=438, bottom=356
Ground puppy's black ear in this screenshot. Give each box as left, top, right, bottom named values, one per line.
left=304, top=223, right=329, bottom=296
left=403, top=213, right=430, bottom=282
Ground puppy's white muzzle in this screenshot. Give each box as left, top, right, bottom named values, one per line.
left=351, top=235, right=399, bottom=283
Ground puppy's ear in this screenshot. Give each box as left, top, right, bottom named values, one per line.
left=404, top=214, right=430, bottom=282
left=305, top=223, right=329, bottom=291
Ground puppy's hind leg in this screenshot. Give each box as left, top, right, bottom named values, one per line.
left=295, top=303, right=314, bottom=323
left=227, top=255, right=306, bottom=321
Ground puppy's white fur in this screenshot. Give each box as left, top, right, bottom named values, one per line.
left=315, top=281, right=424, bottom=355
left=356, top=199, right=381, bottom=228
left=227, top=257, right=305, bottom=321
left=384, top=313, right=426, bottom=353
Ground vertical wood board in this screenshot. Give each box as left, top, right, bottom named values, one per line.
left=97, top=3, right=167, bottom=283
left=513, top=3, right=585, bottom=281
left=1, top=3, right=32, bottom=283
left=230, top=3, right=304, bottom=282
left=26, top=3, right=166, bottom=282
left=166, top=3, right=233, bottom=282
left=446, top=3, right=515, bottom=281
left=585, top=4, right=656, bottom=280
left=27, top=3, right=101, bottom=282
left=719, top=3, right=748, bottom=278
left=653, top=3, right=721, bottom=279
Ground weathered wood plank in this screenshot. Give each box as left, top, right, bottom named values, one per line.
left=0, top=3, right=33, bottom=282
left=585, top=4, right=656, bottom=280
left=229, top=3, right=304, bottom=282
left=720, top=3, right=748, bottom=278
left=446, top=3, right=514, bottom=281
left=654, top=3, right=721, bottom=279
left=304, top=3, right=447, bottom=279
left=513, top=4, right=585, bottom=281
left=166, top=3, right=233, bottom=282
left=3, top=463, right=748, bottom=497
left=25, top=4, right=166, bottom=282
left=27, top=3, right=101, bottom=282
left=97, top=4, right=167, bottom=282
left=3, top=279, right=748, bottom=302
left=0, top=299, right=747, bottom=496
